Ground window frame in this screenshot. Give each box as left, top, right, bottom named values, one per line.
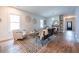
left=9, top=14, right=21, bottom=31
left=40, top=19, right=44, bottom=28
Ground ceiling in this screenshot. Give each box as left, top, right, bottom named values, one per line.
left=13, top=6, right=76, bottom=18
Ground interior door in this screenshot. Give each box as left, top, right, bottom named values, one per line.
left=67, top=21, right=72, bottom=30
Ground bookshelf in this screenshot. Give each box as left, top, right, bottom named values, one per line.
left=59, top=15, right=63, bottom=33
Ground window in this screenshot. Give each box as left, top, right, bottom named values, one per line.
left=10, top=14, right=20, bottom=31
left=40, top=20, right=44, bottom=28
left=52, top=17, right=59, bottom=26
left=52, top=18, right=55, bottom=21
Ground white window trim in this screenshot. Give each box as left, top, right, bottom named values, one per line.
left=10, top=14, right=20, bottom=31
left=40, top=19, right=44, bottom=28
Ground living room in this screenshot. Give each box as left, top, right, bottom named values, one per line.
left=0, top=6, right=79, bottom=53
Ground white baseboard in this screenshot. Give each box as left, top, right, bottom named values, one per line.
left=0, top=36, right=11, bottom=42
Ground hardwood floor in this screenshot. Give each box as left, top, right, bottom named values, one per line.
left=38, top=31, right=79, bottom=53
left=0, top=31, right=79, bottom=53
left=0, top=36, right=42, bottom=53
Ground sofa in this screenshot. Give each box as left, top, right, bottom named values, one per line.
left=12, top=30, right=27, bottom=41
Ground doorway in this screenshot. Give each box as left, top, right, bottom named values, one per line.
left=67, top=21, right=72, bottom=30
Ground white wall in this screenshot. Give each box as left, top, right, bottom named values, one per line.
left=75, top=7, right=79, bottom=39
left=0, top=7, right=45, bottom=41
left=0, top=7, right=8, bottom=41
